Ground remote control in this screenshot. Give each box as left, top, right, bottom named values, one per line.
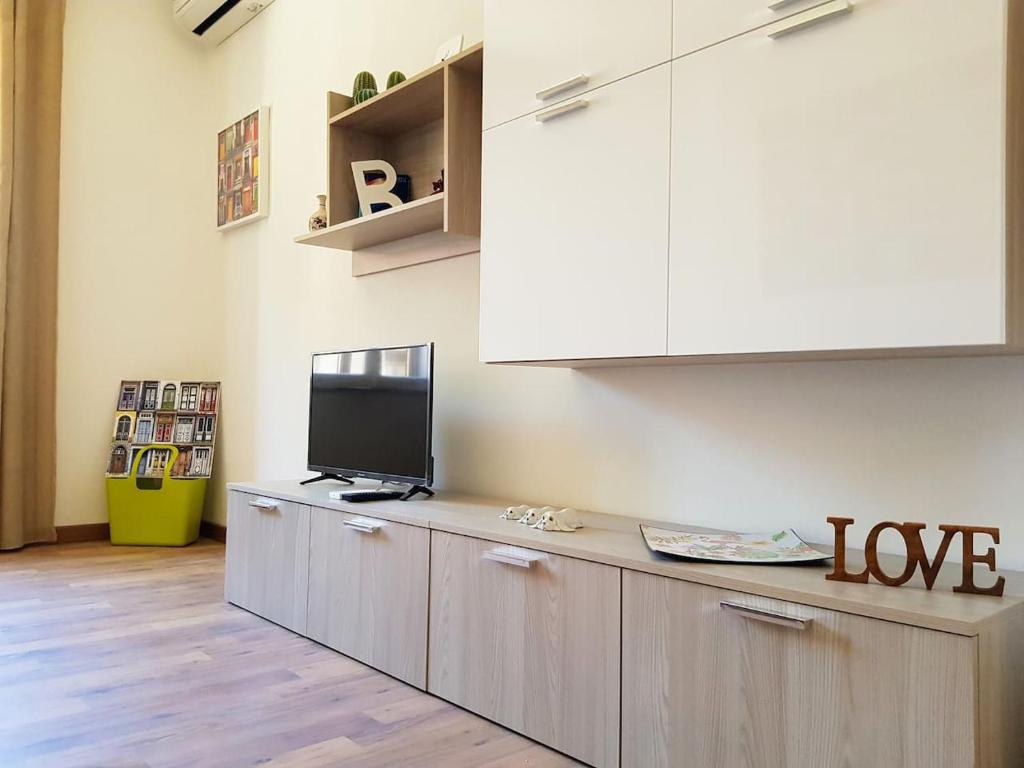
left=332, top=489, right=403, bottom=502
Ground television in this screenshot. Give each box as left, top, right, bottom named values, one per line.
left=306, top=343, right=434, bottom=489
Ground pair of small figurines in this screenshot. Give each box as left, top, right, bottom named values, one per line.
left=500, top=504, right=583, bottom=532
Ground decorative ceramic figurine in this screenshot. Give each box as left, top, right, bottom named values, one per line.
left=501, top=504, right=529, bottom=520
left=518, top=506, right=554, bottom=526
left=533, top=507, right=583, bottom=532
left=308, top=194, right=327, bottom=230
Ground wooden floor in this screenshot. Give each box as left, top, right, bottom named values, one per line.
left=0, top=540, right=581, bottom=768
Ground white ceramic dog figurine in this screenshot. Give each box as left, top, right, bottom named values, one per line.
left=533, top=507, right=583, bottom=532
left=518, top=506, right=554, bottom=526
left=500, top=504, right=530, bottom=520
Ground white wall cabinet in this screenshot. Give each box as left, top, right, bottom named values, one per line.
left=482, top=0, right=671, bottom=130
left=427, top=531, right=621, bottom=768
left=622, top=571, right=979, bottom=768
left=306, top=507, right=430, bottom=688
left=224, top=492, right=310, bottom=634
left=479, top=0, right=1024, bottom=365
left=668, top=0, right=1009, bottom=355
left=479, top=64, right=671, bottom=362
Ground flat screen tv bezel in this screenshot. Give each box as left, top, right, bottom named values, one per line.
left=306, top=342, right=434, bottom=486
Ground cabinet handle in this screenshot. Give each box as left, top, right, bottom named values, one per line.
left=248, top=498, right=278, bottom=511
left=766, top=0, right=803, bottom=10
left=482, top=548, right=542, bottom=569
left=767, top=0, right=852, bottom=39
left=343, top=518, right=382, bottom=534
left=535, top=74, right=589, bottom=101
left=535, top=99, right=589, bottom=124
left=720, top=601, right=811, bottom=631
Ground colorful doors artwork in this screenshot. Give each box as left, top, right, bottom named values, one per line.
left=107, top=379, right=220, bottom=479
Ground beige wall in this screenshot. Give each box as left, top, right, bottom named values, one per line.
left=57, top=0, right=1024, bottom=569
left=57, top=0, right=222, bottom=525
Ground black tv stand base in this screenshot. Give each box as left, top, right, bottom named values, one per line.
left=399, top=485, right=434, bottom=501
left=300, top=473, right=355, bottom=486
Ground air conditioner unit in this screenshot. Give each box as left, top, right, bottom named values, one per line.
left=172, top=0, right=276, bottom=46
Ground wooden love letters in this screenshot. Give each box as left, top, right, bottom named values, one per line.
left=826, top=517, right=1005, bottom=596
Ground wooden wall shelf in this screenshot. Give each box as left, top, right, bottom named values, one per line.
left=295, top=194, right=444, bottom=251
left=294, top=43, right=483, bottom=277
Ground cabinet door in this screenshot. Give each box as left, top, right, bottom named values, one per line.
left=428, top=531, right=621, bottom=768
left=480, top=64, right=671, bottom=362
left=674, top=0, right=834, bottom=57
left=306, top=507, right=430, bottom=688
left=483, top=0, right=671, bottom=129
left=622, top=572, right=977, bottom=768
left=668, top=0, right=1006, bottom=355
left=224, top=492, right=310, bottom=634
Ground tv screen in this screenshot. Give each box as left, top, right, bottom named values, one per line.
left=308, top=344, right=433, bottom=484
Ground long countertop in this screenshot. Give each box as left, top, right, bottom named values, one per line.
left=227, top=478, right=1024, bottom=636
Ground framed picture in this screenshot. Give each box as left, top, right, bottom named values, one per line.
left=217, top=106, right=269, bottom=230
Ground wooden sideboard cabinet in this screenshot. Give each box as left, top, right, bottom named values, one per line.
left=306, top=506, right=430, bottom=688
left=427, top=531, right=621, bottom=768
left=225, top=482, right=1024, bottom=768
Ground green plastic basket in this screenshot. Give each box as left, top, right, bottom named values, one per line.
left=107, top=445, right=206, bottom=546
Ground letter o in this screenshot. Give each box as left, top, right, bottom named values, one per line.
left=864, top=522, right=919, bottom=586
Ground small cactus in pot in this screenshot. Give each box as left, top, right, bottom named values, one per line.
left=386, top=71, right=406, bottom=89
left=354, top=88, right=378, bottom=104
left=352, top=70, right=377, bottom=94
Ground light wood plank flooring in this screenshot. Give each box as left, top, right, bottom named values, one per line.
left=0, top=540, right=581, bottom=768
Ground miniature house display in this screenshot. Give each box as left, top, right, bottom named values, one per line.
left=105, top=379, right=220, bottom=479
left=107, top=444, right=129, bottom=475
left=113, top=412, right=136, bottom=442
left=117, top=381, right=140, bottom=411
left=159, top=381, right=180, bottom=410
left=179, top=382, right=200, bottom=412
left=140, top=380, right=159, bottom=410
left=155, top=413, right=175, bottom=443
left=135, top=413, right=155, bottom=444
left=199, top=382, right=218, bottom=412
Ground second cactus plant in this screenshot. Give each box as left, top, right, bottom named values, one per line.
left=386, top=71, right=406, bottom=89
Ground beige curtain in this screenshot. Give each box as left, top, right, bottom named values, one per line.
left=0, top=0, right=64, bottom=550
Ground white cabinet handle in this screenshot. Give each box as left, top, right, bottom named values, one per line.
left=248, top=498, right=278, bottom=511
left=720, top=601, right=811, bottom=631
left=482, top=547, right=542, bottom=569
left=535, top=74, right=589, bottom=101
left=767, top=0, right=852, bottom=39
left=535, top=99, right=589, bottom=124
left=343, top=518, right=383, bottom=534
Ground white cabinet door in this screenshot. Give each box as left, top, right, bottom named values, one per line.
left=674, top=0, right=835, bottom=57
left=480, top=64, right=671, bottom=362
left=668, top=0, right=1007, bottom=356
left=224, top=492, right=311, bottom=634
left=483, top=0, right=672, bottom=129
left=306, top=507, right=430, bottom=688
